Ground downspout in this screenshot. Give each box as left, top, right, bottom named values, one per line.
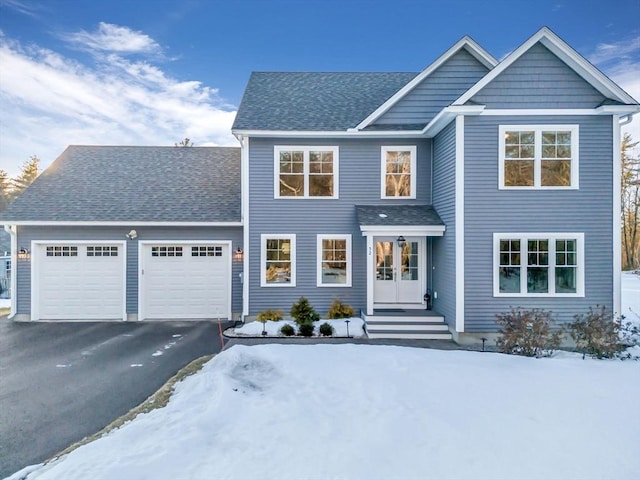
left=4, top=224, right=17, bottom=318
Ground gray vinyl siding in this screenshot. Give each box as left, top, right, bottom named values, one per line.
left=432, top=121, right=457, bottom=327
left=376, top=49, right=490, bottom=126
left=470, top=42, right=605, bottom=108
left=248, top=137, right=432, bottom=316
left=463, top=115, right=614, bottom=332
left=15, top=225, right=243, bottom=316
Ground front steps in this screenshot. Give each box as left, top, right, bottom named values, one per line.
left=363, top=311, right=453, bottom=340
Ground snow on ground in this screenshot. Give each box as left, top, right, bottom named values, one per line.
left=234, top=317, right=366, bottom=337
left=0, top=299, right=11, bottom=309
left=11, top=344, right=639, bottom=480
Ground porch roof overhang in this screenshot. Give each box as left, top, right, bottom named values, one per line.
left=356, top=205, right=446, bottom=237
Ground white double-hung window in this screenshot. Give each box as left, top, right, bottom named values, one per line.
left=499, top=125, right=579, bottom=189
left=275, top=146, right=338, bottom=198
left=261, top=234, right=296, bottom=287
left=381, top=146, right=417, bottom=199
left=317, top=234, right=352, bottom=287
left=493, top=233, right=584, bottom=297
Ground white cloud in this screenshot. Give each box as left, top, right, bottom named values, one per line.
left=63, top=22, right=162, bottom=55
left=588, top=35, right=640, bottom=66
left=0, top=33, right=237, bottom=175
left=0, top=0, right=41, bottom=17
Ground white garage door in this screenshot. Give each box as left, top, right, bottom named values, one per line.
left=141, top=243, right=230, bottom=320
left=35, top=243, right=125, bottom=320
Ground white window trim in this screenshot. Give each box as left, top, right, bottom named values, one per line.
left=273, top=146, right=339, bottom=199
left=261, top=234, right=296, bottom=287
left=493, top=233, right=585, bottom=297
left=316, top=234, right=352, bottom=287
left=498, top=125, right=579, bottom=190
left=381, top=145, right=417, bottom=199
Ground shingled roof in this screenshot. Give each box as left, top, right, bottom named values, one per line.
left=0, top=146, right=241, bottom=223
left=356, top=205, right=444, bottom=227
left=232, top=71, right=418, bottom=131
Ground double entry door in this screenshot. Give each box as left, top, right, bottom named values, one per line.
left=374, top=237, right=424, bottom=305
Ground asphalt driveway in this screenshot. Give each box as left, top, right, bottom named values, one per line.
left=0, top=318, right=230, bottom=478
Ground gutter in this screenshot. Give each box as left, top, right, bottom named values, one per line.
left=3, top=224, right=16, bottom=318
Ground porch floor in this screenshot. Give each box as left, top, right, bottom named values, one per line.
left=372, top=308, right=443, bottom=317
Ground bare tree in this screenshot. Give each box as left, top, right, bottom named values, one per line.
left=175, top=138, right=194, bottom=147
left=622, top=133, right=640, bottom=270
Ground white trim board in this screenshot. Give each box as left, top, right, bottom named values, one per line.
left=613, top=116, right=622, bottom=316
left=455, top=116, right=465, bottom=333
left=5, top=221, right=243, bottom=227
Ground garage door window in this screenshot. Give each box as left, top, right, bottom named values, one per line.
left=192, top=246, right=223, bottom=257
left=87, top=246, right=118, bottom=257
left=46, top=246, right=78, bottom=257
left=151, top=246, right=183, bottom=257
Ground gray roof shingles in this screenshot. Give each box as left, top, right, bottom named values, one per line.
left=232, top=72, right=418, bottom=131
left=0, top=146, right=241, bottom=223
left=356, top=205, right=444, bottom=227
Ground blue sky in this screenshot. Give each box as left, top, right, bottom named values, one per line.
left=0, top=0, right=639, bottom=175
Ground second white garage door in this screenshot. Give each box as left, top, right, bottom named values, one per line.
left=140, top=242, right=231, bottom=320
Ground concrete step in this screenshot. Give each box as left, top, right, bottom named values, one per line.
left=364, top=315, right=445, bottom=323
left=366, top=321, right=449, bottom=331
left=367, top=331, right=453, bottom=340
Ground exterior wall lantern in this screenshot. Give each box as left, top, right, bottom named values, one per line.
left=397, top=236, right=406, bottom=248
left=234, top=247, right=244, bottom=262
left=125, top=229, right=138, bottom=240
left=17, top=247, right=30, bottom=261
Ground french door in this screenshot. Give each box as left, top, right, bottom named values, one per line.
left=373, top=237, right=424, bottom=305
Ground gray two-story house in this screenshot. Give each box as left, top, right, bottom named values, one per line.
left=2, top=27, right=638, bottom=343
left=231, top=27, right=639, bottom=342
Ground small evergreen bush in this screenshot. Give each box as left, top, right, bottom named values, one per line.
left=298, top=322, right=315, bottom=337
left=280, top=324, right=295, bottom=336
left=319, top=322, right=334, bottom=336
left=327, top=299, right=355, bottom=319
left=495, top=307, right=562, bottom=357
left=290, top=297, right=320, bottom=326
left=568, top=305, right=625, bottom=359
left=257, top=309, right=283, bottom=323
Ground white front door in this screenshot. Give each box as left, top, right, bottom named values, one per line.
left=373, top=237, right=424, bottom=306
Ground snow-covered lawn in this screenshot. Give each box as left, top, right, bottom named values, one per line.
left=11, top=344, right=640, bottom=480
left=7, top=274, right=640, bottom=480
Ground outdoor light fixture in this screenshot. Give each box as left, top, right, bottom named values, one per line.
left=125, top=229, right=138, bottom=240
left=234, top=247, right=244, bottom=262
left=397, top=236, right=406, bottom=248
left=17, top=247, right=30, bottom=260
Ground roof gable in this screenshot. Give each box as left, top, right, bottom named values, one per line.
left=0, top=146, right=241, bottom=223
left=454, top=27, right=639, bottom=107
left=355, top=36, right=497, bottom=130
left=368, top=47, right=492, bottom=129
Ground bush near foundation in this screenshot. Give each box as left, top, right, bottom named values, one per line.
left=298, top=322, right=315, bottom=337
left=568, top=305, right=625, bottom=359
left=290, top=297, right=320, bottom=326
left=319, top=322, right=334, bottom=336
left=280, top=324, right=295, bottom=336
left=495, top=307, right=562, bottom=358
left=327, top=299, right=355, bottom=319
left=257, top=309, right=283, bottom=323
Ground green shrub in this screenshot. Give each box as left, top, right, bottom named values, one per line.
left=568, top=305, right=625, bottom=359
left=327, top=299, right=355, bottom=319
left=280, top=324, right=295, bottom=336
left=298, top=322, right=315, bottom=337
left=319, top=322, right=334, bottom=336
left=290, top=297, right=320, bottom=326
left=257, top=309, right=283, bottom=323
left=495, top=307, right=562, bottom=357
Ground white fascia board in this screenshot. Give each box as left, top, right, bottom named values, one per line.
left=453, top=27, right=639, bottom=107
left=596, top=105, right=640, bottom=115
left=354, top=37, right=498, bottom=131
left=6, top=221, right=243, bottom=227
left=359, top=225, right=445, bottom=236
left=232, top=129, right=425, bottom=138
left=612, top=116, right=622, bottom=317
left=422, top=105, right=485, bottom=137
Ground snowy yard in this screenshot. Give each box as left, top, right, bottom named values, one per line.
left=7, top=273, right=640, bottom=480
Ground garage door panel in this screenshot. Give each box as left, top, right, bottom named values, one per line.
left=36, top=244, right=125, bottom=320
left=142, top=243, right=230, bottom=320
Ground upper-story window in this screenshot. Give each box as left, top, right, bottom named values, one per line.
left=381, top=146, right=416, bottom=199
left=499, top=125, right=579, bottom=189
left=274, top=146, right=338, bottom=198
